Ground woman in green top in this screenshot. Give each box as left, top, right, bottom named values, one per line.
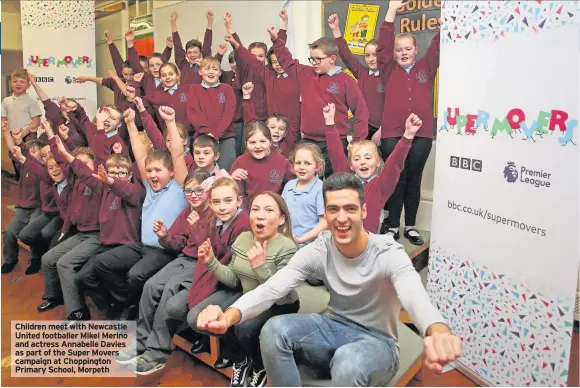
left=199, top=191, right=300, bottom=387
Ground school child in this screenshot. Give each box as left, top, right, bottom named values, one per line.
left=169, top=10, right=214, bottom=85
left=1, top=69, right=41, bottom=139
left=190, top=191, right=298, bottom=387
left=323, top=103, right=422, bottom=236
left=2, top=126, right=41, bottom=274
left=218, top=48, right=245, bottom=155
left=186, top=57, right=237, bottom=171
left=27, top=73, right=87, bottom=147
left=134, top=96, right=194, bottom=170
left=328, top=13, right=385, bottom=142
left=189, top=134, right=221, bottom=175
left=85, top=107, right=188, bottom=319
left=70, top=152, right=145, bottom=319
left=241, top=82, right=297, bottom=158
left=104, top=29, right=135, bottom=81
left=281, top=143, right=327, bottom=246
left=377, top=0, right=440, bottom=244
left=125, top=29, right=168, bottom=96
left=225, top=10, right=301, bottom=134
left=266, top=26, right=370, bottom=177
left=230, top=108, right=294, bottom=200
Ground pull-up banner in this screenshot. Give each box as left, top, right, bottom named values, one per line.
left=428, top=1, right=579, bottom=386
left=21, top=0, right=97, bottom=119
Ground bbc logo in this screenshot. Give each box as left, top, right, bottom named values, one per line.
left=35, top=77, right=54, bottom=83
left=450, top=156, right=482, bottom=172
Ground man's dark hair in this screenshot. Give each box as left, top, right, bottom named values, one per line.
left=322, top=173, right=365, bottom=206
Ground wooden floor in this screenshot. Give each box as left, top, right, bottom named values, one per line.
left=1, top=179, right=577, bottom=387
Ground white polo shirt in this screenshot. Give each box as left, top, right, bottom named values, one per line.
left=1, top=93, right=42, bottom=132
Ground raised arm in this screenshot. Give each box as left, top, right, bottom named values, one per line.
left=425, top=31, right=440, bottom=79
left=202, top=10, right=214, bottom=57
left=105, top=30, right=126, bottom=78
left=160, top=106, right=188, bottom=186
left=269, top=29, right=307, bottom=84
left=169, top=12, right=185, bottom=67
left=279, top=9, right=288, bottom=41
left=329, top=14, right=367, bottom=78
left=235, top=44, right=266, bottom=78
left=241, top=83, right=258, bottom=125
left=125, top=29, right=146, bottom=73
left=135, top=97, right=165, bottom=150
left=376, top=1, right=400, bottom=73
left=162, top=36, right=174, bottom=63
left=345, top=78, right=369, bottom=140
left=323, top=104, right=351, bottom=174
left=76, top=75, right=104, bottom=86
left=124, top=108, right=147, bottom=182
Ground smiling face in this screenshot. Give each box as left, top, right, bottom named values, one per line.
left=184, top=179, right=209, bottom=210
left=146, top=159, right=173, bottom=191
left=148, top=57, right=164, bottom=78
left=28, top=146, right=42, bottom=162
left=364, top=43, right=378, bottom=70
left=394, top=36, right=418, bottom=67
left=250, top=47, right=266, bottom=64
left=40, top=145, right=52, bottom=165
left=266, top=117, right=287, bottom=144
left=107, top=165, right=131, bottom=182
left=246, top=130, right=271, bottom=160
left=186, top=46, right=202, bottom=63
left=268, top=53, right=285, bottom=74
left=250, top=193, right=284, bottom=243
left=47, top=159, right=65, bottom=182
left=140, top=59, right=150, bottom=73
left=103, top=108, right=122, bottom=133
left=76, top=153, right=95, bottom=171
left=10, top=76, right=29, bottom=96
left=193, top=145, right=218, bottom=171
left=199, top=62, right=221, bottom=85
left=349, top=143, right=380, bottom=180
left=210, top=185, right=242, bottom=224
left=293, top=148, right=320, bottom=183
left=160, top=64, right=179, bottom=89
left=122, top=67, right=134, bottom=81
left=324, top=188, right=366, bottom=247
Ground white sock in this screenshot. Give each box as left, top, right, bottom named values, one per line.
left=388, top=228, right=399, bottom=233
left=405, top=226, right=420, bottom=237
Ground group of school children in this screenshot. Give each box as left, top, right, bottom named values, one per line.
left=1, top=1, right=439, bottom=385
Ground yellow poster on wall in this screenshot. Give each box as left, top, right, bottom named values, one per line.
left=344, top=4, right=380, bottom=55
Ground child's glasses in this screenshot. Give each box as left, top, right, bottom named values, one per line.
left=107, top=171, right=129, bottom=178
left=184, top=187, right=205, bottom=197
left=308, top=56, right=328, bottom=65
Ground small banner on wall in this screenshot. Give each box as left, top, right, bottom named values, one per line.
left=21, top=0, right=97, bottom=119
left=428, top=1, right=579, bottom=386
left=344, top=4, right=381, bottom=55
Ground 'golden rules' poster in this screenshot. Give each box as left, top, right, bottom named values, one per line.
left=344, top=4, right=380, bottom=55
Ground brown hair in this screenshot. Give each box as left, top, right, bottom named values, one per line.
left=72, top=147, right=95, bottom=160
left=245, top=122, right=272, bottom=143
left=184, top=170, right=210, bottom=188
left=364, top=39, right=379, bottom=51
left=248, top=42, right=267, bottom=55
left=145, top=149, right=173, bottom=171
left=186, top=39, right=202, bottom=52
left=138, top=131, right=153, bottom=153
left=309, top=37, right=338, bottom=56
left=163, top=123, right=188, bottom=141
left=250, top=191, right=293, bottom=239
left=210, top=177, right=241, bottom=199
left=395, top=33, right=417, bottom=47
left=11, top=69, right=29, bottom=82
left=103, top=104, right=122, bottom=120
left=289, top=143, right=325, bottom=177
left=148, top=52, right=166, bottom=64
left=159, top=62, right=181, bottom=81
left=26, top=139, right=45, bottom=151
left=228, top=51, right=235, bottom=64
left=193, top=134, right=219, bottom=155
left=347, top=140, right=383, bottom=173
left=266, top=114, right=288, bottom=131
left=105, top=153, right=132, bottom=172
left=200, top=56, right=221, bottom=69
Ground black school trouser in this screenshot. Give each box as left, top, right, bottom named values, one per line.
left=78, top=242, right=176, bottom=310
left=302, top=138, right=349, bottom=178
left=18, top=212, right=63, bottom=261
left=381, top=137, right=432, bottom=228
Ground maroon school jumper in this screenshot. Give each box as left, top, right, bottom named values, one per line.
left=159, top=206, right=211, bottom=256
left=219, top=64, right=243, bottom=124
left=139, top=109, right=194, bottom=170
left=127, top=46, right=162, bottom=96
left=272, top=37, right=369, bottom=142
left=186, top=83, right=236, bottom=140
left=23, top=158, right=71, bottom=221
left=242, top=99, right=297, bottom=158
left=9, top=142, right=40, bottom=209
left=70, top=104, right=130, bottom=166
left=71, top=159, right=144, bottom=246
left=108, top=41, right=126, bottom=78
left=42, top=100, right=86, bottom=147
left=230, top=152, right=293, bottom=198
left=186, top=210, right=250, bottom=308
left=142, top=84, right=193, bottom=134
left=336, top=36, right=385, bottom=129
left=325, top=124, right=411, bottom=233
left=377, top=21, right=440, bottom=139
left=173, top=29, right=212, bottom=85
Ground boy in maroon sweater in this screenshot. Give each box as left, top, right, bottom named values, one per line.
left=2, top=126, right=41, bottom=274
left=267, top=26, right=369, bottom=177
left=169, top=10, right=214, bottom=85
left=377, top=0, right=440, bottom=244
left=104, top=29, right=135, bottom=81
left=218, top=49, right=245, bottom=155
left=186, top=57, right=237, bottom=171
left=329, top=13, right=385, bottom=142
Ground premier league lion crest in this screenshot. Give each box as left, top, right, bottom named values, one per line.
left=503, top=162, right=518, bottom=183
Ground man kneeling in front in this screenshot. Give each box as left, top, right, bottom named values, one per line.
left=197, top=173, right=462, bottom=386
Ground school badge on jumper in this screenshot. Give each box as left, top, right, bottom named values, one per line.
left=416, top=72, right=427, bottom=84
left=377, top=83, right=384, bottom=93
left=269, top=170, right=283, bottom=184
left=218, top=92, right=226, bottom=104
left=110, top=197, right=120, bottom=210
left=179, top=93, right=187, bottom=102
left=327, top=82, right=340, bottom=94
left=83, top=186, right=93, bottom=196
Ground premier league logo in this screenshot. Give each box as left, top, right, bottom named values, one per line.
left=416, top=72, right=427, bottom=84
left=326, top=82, right=339, bottom=94
left=503, top=162, right=518, bottom=183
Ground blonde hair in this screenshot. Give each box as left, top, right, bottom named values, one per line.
left=395, top=33, right=417, bottom=47
left=289, top=143, right=325, bottom=177
left=105, top=153, right=132, bottom=172
left=347, top=140, right=383, bottom=173
left=309, top=37, right=338, bottom=56
left=200, top=56, right=221, bottom=69
left=145, top=149, right=173, bottom=171
left=72, top=147, right=95, bottom=160
left=138, top=131, right=153, bottom=152
left=11, top=69, right=29, bottom=82
left=163, top=123, right=188, bottom=141
left=210, top=177, right=241, bottom=199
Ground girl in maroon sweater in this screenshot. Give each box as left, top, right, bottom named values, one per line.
left=230, top=119, right=293, bottom=203
left=323, top=103, right=420, bottom=235
left=376, top=0, right=440, bottom=245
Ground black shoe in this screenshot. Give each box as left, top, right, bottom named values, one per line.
left=230, top=357, right=252, bottom=387
left=379, top=220, right=390, bottom=235
left=1, top=262, right=17, bottom=274
left=190, top=337, right=210, bottom=354
left=118, top=304, right=138, bottom=321
left=404, top=228, right=424, bottom=246
left=66, top=308, right=91, bottom=321
left=385, top=228, right=400, bottom=240
left=37, top=298, right=64, bottom=312
left=25, top=260, right=41, bottom=275
left=248, top=367, right=268, bottom=387
left=214, top=356, right=234, bottom=369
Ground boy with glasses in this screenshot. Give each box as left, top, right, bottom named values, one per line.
left=266, top=27, right=370, bottom=177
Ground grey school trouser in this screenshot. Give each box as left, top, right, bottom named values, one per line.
left=41, top=231, right=102, bottom=312
left=3, top=207, right=41, bottom=264
left=136, top=254, right=197, bottom=363
left=217, top=137, right=236, bottom=172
